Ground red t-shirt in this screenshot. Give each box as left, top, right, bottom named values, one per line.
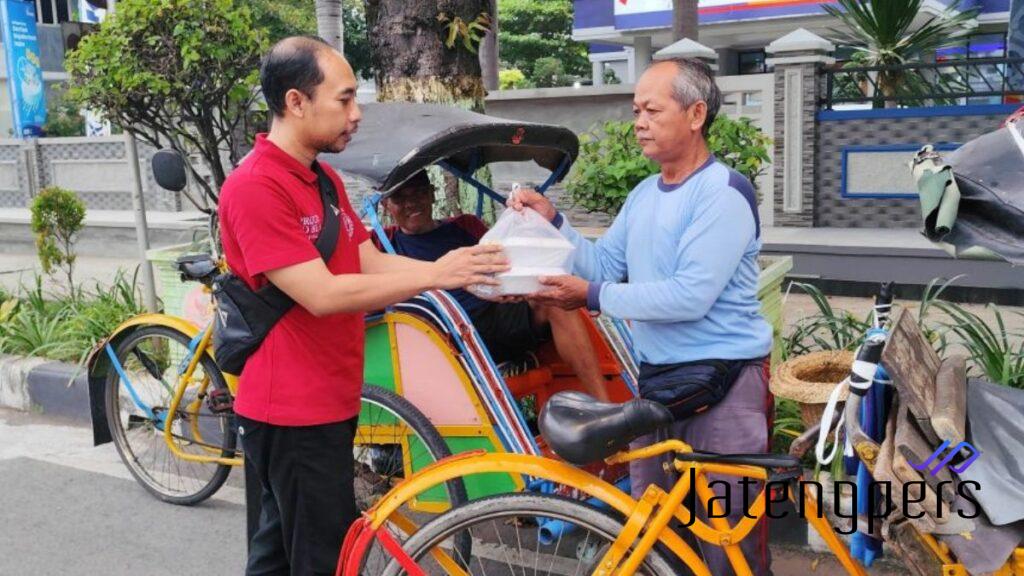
left=218, top=134, right=370, bottom=426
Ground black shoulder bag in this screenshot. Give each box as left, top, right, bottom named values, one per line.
left=212, top=162, right=340, bottom=375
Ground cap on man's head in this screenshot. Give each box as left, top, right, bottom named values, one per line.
left=398, top=170, right=432, bottom=191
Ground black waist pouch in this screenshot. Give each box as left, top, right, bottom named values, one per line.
left=637, top=358, right=751, bottom=420
left=211, top=274, right=294, bottom=375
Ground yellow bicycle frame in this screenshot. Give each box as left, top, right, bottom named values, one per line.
left=356, top=443, right=869, bottom=576
left=86, top=312, right=242, bottom=466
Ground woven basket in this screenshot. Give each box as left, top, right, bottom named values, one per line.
left=771, top=350, right=854, bottom=427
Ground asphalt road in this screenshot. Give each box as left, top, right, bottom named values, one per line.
left=0, top=408, right=246, bottom=576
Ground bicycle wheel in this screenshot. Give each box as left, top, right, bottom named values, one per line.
left=354, top=385, right=471, bottom=571
left=105, top=325, right=236, bottom=505
left=377, top=493, right=677, bottom=576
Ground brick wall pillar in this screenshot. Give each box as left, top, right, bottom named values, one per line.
left=766, top=29, right=834, bottom=227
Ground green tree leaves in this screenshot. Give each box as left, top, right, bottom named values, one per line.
left=64, top=0, right=267, bottom=198
left=498, top=0, right=589, bottom=84
left=566, top=116, right=772, bottom=215
left=30, top=187, right=86, bottom=291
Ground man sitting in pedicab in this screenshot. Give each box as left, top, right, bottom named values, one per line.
left=377, top=170, right=610, bottom=401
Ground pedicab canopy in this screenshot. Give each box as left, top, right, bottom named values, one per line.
left=911, top=111, right=1024, bottom=265
left=320, top=102, right=579, bottom=196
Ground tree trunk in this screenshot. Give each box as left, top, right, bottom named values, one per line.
left=479, top=0, right=499, bottom=91
left=316, top=0, right=344, bottom=51
left=365, top=0, right=489, bottom=216
left=672, top=0, right=699, bottom=42
left=365, top=0, right=486, bottom=108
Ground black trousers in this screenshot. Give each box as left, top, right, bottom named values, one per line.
left=239, top=415, right=360, bottom=576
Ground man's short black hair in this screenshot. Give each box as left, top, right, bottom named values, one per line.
left=260, top=36, right=333, bottom=117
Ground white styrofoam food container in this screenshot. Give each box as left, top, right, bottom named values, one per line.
left=475, top=236, right=576, bottom=296
left=500, top=237, right=574, bottom=267
left=495, top=266, right=568, bottom=294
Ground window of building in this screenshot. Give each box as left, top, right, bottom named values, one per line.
left=737, top=50, right=767, bottom=75
left=34, top=0, right=72, bottom=25
left=936, top=33, right=1007, bottom=61
left=967, top=33, right=1007, bottom=59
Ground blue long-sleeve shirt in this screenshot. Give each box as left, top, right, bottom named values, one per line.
left=556, top=156, right=773, bottom=365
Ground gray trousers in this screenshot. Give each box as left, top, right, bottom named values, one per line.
left=629, top=362, right=773, bottom=576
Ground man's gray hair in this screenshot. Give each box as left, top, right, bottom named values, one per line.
left=661, top=57, right=721, bottom=138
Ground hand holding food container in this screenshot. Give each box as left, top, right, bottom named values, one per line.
left=470, top=185, right=575, bottom=297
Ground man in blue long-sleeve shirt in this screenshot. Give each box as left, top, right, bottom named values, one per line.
left=511, top=57, right=773, bottom=575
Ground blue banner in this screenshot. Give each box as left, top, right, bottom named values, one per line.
left=1, top=0, right=46, bottom=137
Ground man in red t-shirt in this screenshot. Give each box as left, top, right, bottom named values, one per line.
left=218, top=37, right=506, bottom=576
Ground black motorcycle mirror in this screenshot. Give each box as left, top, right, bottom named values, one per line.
left=151, top=149, right=188, bottom=192
left=151, top=148, right=220, bottom=254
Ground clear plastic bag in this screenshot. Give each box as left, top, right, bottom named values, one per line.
left=470, top=207, right=575, bottom=296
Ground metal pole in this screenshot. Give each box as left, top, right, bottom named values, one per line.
left=107, top=0, right=158, bottom=312
left=125, top=133, right=158, bottom=312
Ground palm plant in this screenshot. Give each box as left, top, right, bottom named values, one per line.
left=824, top=0, right=979, bottom=105
left=781, top=281, right=870, bottom=359
left=782, top=276, right=960, bottom=360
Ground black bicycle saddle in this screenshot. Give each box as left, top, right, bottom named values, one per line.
left=539, top=391, right=673, bottom=465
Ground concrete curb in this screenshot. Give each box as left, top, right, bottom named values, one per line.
left=0, top=354, right=91, bottom=424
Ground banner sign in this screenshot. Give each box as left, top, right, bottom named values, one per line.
left=79, top=0, right=105, bottom=23
left=0, top=0, right=46, bottom=137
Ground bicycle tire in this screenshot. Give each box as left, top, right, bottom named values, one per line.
left=355, top=384, right=471, bottom=566
left=381, top=492, right=677, bottom=576
left=105, top=325, right=236, bottom=506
